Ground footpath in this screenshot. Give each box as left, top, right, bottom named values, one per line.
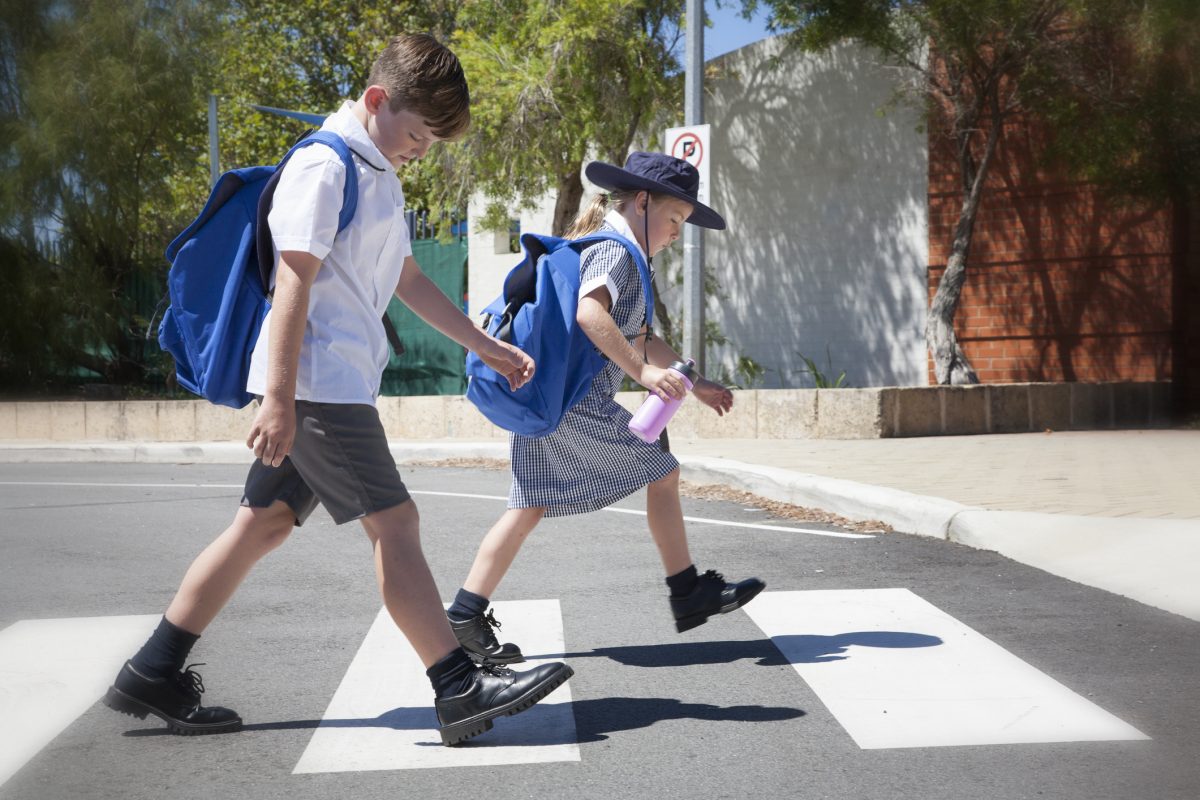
left=2, top=428, right=1197, bottom=622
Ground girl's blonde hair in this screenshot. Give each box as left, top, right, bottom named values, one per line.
left=565, top=189, right=672, bottom=239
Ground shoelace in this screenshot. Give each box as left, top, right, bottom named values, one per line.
left=174, top=663, right=207, bottom=700
left=479, top=661, right=513, bottom=678
left=479, top=609, right=504, bottom=648
left=701, top=569, right=726, bottom=583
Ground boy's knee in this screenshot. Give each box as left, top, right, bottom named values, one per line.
left=237, top=503, right=295, bottom=552
left=363, top=498, right=421, bottom=545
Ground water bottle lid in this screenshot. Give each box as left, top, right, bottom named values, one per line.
left=670, top=359, right=697, bottom=381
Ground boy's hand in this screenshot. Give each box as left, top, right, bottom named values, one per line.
left=693, top=377, right=734, bottom=416
left=481, top=338, right=535, bottom=391
left=638, top=364, right=689, bottom=402
left=246, top=395, right=296, bottom=467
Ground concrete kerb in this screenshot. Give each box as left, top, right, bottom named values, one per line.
left=676, top=455, right=967, bottom=539
left=949, top=509, right=1200, bottom=622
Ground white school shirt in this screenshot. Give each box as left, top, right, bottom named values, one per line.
left=246, top=101, right=411, bottom=404
left=577, top=209, right=648, bottom=305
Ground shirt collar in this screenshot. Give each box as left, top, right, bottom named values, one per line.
left=322, top=101, right=392, bottom=172
left=602, top=209, right=648, bottom=263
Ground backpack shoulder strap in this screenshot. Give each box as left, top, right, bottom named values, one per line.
left=290, top=130, right=359, bottom=233
left=254, top=130, right=360, bottom=292
left=570, top=232, right=655, bottom=332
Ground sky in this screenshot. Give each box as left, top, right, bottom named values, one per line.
left=703, top=2, right=776, bottom=61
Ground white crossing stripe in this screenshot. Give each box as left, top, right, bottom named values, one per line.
left=0, top=615, right=158, bottom=788
left=744, top=589, right=1149, bottom=749
left=292, top=599, right=578, bottom=773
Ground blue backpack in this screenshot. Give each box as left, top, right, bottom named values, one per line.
left=157, top=130, right=359, bottom=408
left=465, top=232, right=653, bottom=437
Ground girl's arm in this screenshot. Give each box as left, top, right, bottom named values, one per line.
left=642, top=325, right=734, bottom=417
left=394, top=255, right=534, bottom=390
left=577, top=288, right=687, bottom=402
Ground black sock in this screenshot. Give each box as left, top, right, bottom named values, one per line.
left=129, top=616, right=200, bottom=679
left=427, top=647, right=477, bottom=698
left=447, top=587, right=489, bottom=621
left=666, top=564, right=699, bottom=597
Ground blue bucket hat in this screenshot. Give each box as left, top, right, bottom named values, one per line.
left=584, top=151, right=725, bottom=230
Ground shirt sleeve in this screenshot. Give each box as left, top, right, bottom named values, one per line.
left=267, top=146, right=348, bottom=260
left=579, top=240, right=633, bottom=305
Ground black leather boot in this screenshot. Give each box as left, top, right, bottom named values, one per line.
left=669, top=570, right=766, bottom=633
left=435, top=661, right=573, bottom=746
left=103, top=661, right=242, bottom=735
left=449, top=609, right=525, bottom=664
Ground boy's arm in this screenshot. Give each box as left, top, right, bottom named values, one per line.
left=246, top=251, right=321, bottom=466
left=394, top=255, right=534, bottom=391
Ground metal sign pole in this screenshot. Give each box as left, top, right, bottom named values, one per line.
left=683, top=0, right=705, bottom=371
left=207, top=94, right=219, bottom=188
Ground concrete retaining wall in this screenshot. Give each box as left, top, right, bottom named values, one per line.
left=0, top=381, right=1171, bottom=442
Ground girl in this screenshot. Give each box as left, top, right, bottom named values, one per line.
left=448, top=152, right=764, bottom=663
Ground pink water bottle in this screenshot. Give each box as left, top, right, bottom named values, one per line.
left=628, top=359, right=697, bottom=443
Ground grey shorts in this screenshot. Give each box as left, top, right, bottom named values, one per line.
left=241, top=400, right=410, bottom=525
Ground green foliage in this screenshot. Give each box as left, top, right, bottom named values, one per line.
left=0, top=0, right=227, bottom=393
left=795, top=347, right=848, bottom=388
left=449, top=0, right=684, bottom=233
left=1025, top=0, right=1200, bottom=200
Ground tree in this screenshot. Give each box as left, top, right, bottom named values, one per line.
left=0, top=0, right=227, bottom=392
left=448, top=0, right=685, bottom=237
left=750, top=0, right=1200, bottom=385
left=749, top=0, right=1084, bottom=384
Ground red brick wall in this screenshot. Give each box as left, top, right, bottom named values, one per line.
left=927, top=115, right=1177, bottom=385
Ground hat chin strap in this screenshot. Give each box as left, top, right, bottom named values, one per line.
left=643, top=194, right=652, bottom=267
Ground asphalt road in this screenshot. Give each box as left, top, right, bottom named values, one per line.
left=1, top=462, right=1197, bottom=800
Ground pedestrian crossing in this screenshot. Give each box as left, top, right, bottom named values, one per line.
left=0, top=590, right=1149, bottom=788
left=0, top=615, right=159, bottom=788
left=742, top=589, right=1148, bottom=748
left=293, top=600, right=579, bottom=773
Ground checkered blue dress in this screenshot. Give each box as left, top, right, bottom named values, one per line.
left=508, top=223, right=680, bottom=517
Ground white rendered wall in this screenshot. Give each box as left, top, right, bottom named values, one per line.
left=465, top=37, right=928, bottom=387
left=466, top=194, right=557, bottom=320
left=702, top=37, right=928, bottom=388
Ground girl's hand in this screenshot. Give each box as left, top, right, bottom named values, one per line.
left=693, top=377, right=734, bottom=416
left=638, top=364, right=688, bottom=402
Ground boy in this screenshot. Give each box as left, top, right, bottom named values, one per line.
left=103, top=33, right=572, bottom=747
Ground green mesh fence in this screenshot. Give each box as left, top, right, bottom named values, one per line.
left=380, top=238, right=469, bottom=396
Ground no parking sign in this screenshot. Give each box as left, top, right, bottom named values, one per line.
left=664, top=124, right=710, bottom=206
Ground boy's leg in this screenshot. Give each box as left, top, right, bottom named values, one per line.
left=447, top=506, right=546, bottom=664
left=360, top=499, right=460, bottom=665
left=104, top=501, right=294, bottom=735
left=360, top=500, right=572, bottom=746
left=164, top=501, right=297, bottom=633
left=646, top=467, right=766, bottom=633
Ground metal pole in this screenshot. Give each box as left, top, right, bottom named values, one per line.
left=208, top=93, right=220, bottom=187
left=683, top=0, right=705, bottom=371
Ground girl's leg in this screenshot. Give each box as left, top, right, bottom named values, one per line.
left=447, top=506, right=545, bottom=665
left=462, top=506, right=547, bottom=599
left=646, top=468, right=767, bottom=633
left=645, top=467, right=693, bottom=576
left=165, top=501, right=297, bottom=634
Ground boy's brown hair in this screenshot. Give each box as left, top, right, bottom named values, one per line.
left=368, top=33, right=470, bottom=140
